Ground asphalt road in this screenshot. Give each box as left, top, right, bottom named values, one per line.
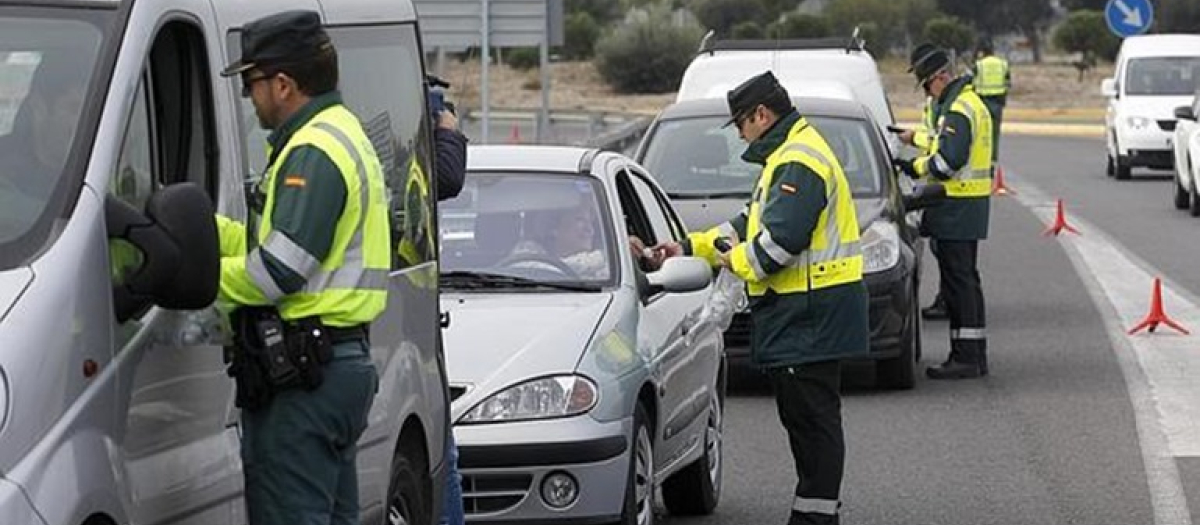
left=657, top=134, right=1200, bottom=525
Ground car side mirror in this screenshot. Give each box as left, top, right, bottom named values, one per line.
left=1175, top=106, right=1196, bottom=121
left=902, top=184, right=947, bottom=212
left=645, top=256, right=712, bottom=296
left=106, top=182, right=220, bottom=322
left=1101, top=78, right=1117, bottom=98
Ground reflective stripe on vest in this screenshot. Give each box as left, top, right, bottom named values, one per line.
left=928, top=87, right=994, bottom=199
left=974, top=56, right=1008, bottom=96
left=257, top=105, right=390, bottom=325
left=745, top=119, right=863, bottom=296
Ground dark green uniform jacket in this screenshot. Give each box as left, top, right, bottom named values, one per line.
left=921, top=77, right=991, bottom=241
left=685, top=111, right=869, bottom=368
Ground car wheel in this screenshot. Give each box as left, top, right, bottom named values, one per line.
left=661, top=393, right=722, bottom=516
left=1115, top=155, right=1132, bottom=180
left=876, top=288, right=918, bottom=390
left=1106, top=153, right=1115, bottom=177
left=1190, top=177, right=1200, bottom=217
left=621, top=405, right=654, bottom=525
left=1175, top=171, right=1190, bottom=210
left=386, top=444, right=430, bottom=525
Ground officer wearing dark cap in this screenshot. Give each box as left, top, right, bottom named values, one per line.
left=654, top=71, right=868, bottom=525
left=895, top=43, right=994, bottom=380
left=214, top=10, right=389, bottom=525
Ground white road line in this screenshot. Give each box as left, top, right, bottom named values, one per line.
left=1004, top=170, right=1194, bottom=525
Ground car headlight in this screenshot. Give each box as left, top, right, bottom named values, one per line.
left=461, top=375, right=598, bottom=424
left=861, top=220, right=900, bottom=273
left=1126, top=116, right=1152, bottom=130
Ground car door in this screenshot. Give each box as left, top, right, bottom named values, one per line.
left=616, top=163, right=715, bottom=475
left=108, top=12, right=241, bottom=525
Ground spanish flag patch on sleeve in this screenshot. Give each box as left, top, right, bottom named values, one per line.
left=283, top=175, right=306, bottom=188
left=780, top=183, right=797, bottom=194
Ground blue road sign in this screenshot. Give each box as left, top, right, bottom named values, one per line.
left=1106, top=0, right=1154, bottom=38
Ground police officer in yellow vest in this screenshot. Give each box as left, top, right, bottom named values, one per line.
left=973, top=40, right=1010, bottom=161
left=655, top=72, right=868, bottom=525
left=216, top=10, right=390, bottom=524
left=895, top=44, right=994, bottom=379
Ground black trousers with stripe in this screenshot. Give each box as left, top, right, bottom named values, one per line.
left=936, top=240, right=987, bottom=366
left=767, top=361, right=843, bottom=525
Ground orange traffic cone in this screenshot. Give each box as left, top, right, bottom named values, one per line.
left=1128, top=278, right=1190, bottom=335
left=993, top=165, right=1014, bottom=196
left=508, top=123, right=522, bottom=144
left=1043, top=199, right=1080, bottom=236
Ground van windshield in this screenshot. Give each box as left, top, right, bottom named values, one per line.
left=0, top=6, right=108, bottom=269
left=639, top=114, right=885, bottom=199
left=1124, top=57, right=1200, bottom=96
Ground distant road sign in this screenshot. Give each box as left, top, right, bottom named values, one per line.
left=1105, top=0, right=1154, bottom=38
left=414, top=0, right=563, bottom=48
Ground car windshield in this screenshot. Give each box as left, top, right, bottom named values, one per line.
left=1125, top=57, right=1200, bottom=96
left=0, top=6, right=108, bottom=269
left=639, top=114, right=884, bottom=199
left=439, top=172, right=617, bottom=289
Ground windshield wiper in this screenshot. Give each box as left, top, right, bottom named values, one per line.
left=440, top=271, right=602, bottom=292
left=668, top=191, right=752, bottom=200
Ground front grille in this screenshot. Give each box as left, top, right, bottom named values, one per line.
left=462, top=473, right=533, bottom=515
left=723, top=312, right=752, bottom=347
left=1158, top=120, right=1177, bottom=131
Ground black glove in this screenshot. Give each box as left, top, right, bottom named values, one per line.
left=893, top=158, right=918, bottom=179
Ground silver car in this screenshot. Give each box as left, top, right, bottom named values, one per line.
left=438, top=145, right=735, bottom=524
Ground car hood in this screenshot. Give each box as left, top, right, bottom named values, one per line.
left=1119, top=96, right=1194, bottom=119
left=0, top=268, right=32, bottom=324
left=440, top=292, right=614, bottom=391
left=670, top=196, right=887, bottom=232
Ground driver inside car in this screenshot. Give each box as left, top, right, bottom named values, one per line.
left=503, top=207, right=658, bottom=279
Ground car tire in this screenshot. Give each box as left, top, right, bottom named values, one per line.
left=386, top=442, right=430, bottom=525
left=1176, top=174, right=1191, bottom=210
left=1115, top=155, right=1132, bottom=180
left=1106, top=154, right=1115, bottom=177
left=876, top=288, right=918, bottom=390
left=620, top=405, right=655, bottom=525
left=661, top=393, right=722, bottom=516
left=1190, top=177, right=1200, bottom=218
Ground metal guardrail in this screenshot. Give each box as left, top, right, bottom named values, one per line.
left=458, top=108, right=653, bottom=153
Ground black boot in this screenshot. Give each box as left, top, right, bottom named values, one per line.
left=926, top=360, right=981, bottom=380
left=921, top=294, right=948, bottom=320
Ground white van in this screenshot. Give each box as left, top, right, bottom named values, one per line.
left=675, top=37, right=896, bottom=136
left=0, top=1, right=448, bottom=524
left=1102, top=34, right=1200, bottom=180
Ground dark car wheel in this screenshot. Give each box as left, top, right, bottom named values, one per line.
left=387, top=444, right=430, bottom=525
left=1176, top=172, right=1190, bottom=210
left=1191, top=177, right=1200, bottom=217
left=620, top=405, right=654, bottom=525
left=876, top=288, right=918, bottom=390
left=1115, top=154, right=1132, bottom=180
left=662, top=393, right=722, bottom=516
left=1106, top=153, right=1115, bottom=177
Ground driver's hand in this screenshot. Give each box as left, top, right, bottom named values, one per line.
left=899, top=129, right=916, bottom=146
left=652, top=241, right=683, bottom=260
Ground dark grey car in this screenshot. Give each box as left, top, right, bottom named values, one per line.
left=635, top=97, right=930, bottom=389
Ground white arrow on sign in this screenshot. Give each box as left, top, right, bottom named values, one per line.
left=1114, top=0, right=1144, bottom=27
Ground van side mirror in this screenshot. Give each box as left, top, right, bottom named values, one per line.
left=902, top=184, right=946, bottom=212
left=106, top=183, right=219, bottom=322
left=1101, top=78, right=1117, bottom=98
left=643, top=256, right=712, bottom=297
left=1175, top=106, right=1195, bottom=121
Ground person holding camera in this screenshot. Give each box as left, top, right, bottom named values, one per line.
left=214, top=10, right=389, bottom=525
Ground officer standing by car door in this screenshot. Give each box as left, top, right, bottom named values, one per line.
left=214, top=10, right=390, bottom=524
left=973, top=40, right=1010, bottom=161
left=655, top=71, right=868, bottom=525
left=894, top=44, right=994, bottom=380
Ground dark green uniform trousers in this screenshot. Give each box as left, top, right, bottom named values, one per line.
left=241, top=340, right=378, bottom=525
left=768, top=360, right=844, bottom=525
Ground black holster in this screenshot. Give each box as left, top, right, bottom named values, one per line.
left=224, top=307, right=334, bottom=411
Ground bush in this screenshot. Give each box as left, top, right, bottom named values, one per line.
left=731, top=21, right=765, bottom=39
left=922, top=16, right=976, bottom=57
left=563, top=11, right=601, bottom=59
left=767, top=13, right=831, bottom=39
left=827, top=0, right=938, bottom=57
left=505, top=47, right=540, bottom=70
left=595, top=2, right=706, bottom=93
left=1053, top=10, right=1120, bottom=62
left=688, top=0, right=764, bottom=37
